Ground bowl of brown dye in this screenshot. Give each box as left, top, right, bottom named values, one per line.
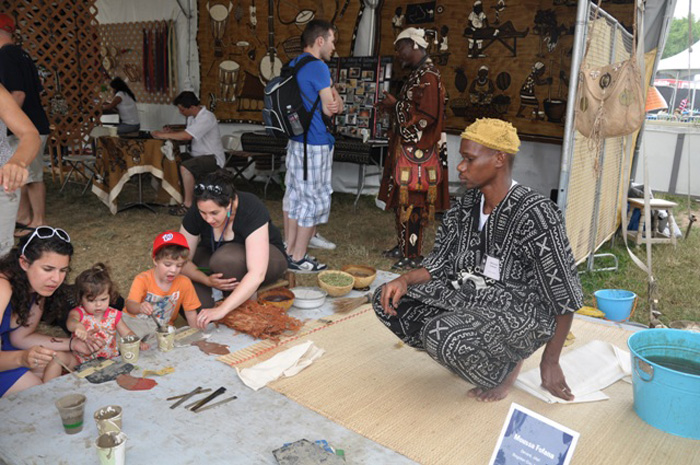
left=258, top=287, right=295, bottom=311
left=317, top=270, right=355, bottom=297
left=341, top=265, right=377, bottom=289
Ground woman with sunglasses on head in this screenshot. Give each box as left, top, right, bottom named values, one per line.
left=178, top=170, right=288, bottom=328
left=0, top=227, right=103, bottom=396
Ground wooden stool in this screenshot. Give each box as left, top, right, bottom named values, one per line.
left=627, top=198, right=678, bottom=246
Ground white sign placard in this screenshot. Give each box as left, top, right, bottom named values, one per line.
left=489, top=403, right=579, bottom=465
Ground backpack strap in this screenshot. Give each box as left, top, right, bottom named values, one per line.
left=292, top=54, right=323, bottom=181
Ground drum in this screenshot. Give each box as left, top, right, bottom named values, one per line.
left=219, top=60, right=240, bottom=102
left=208, top=2, right=232, bottom=57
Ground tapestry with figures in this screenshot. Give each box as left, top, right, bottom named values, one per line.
left=197, top=0, right=366, bottom=123
left=378, top=0, right=635, bottom=141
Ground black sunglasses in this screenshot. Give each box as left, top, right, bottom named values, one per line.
left=194, top=183, right=223, bottom=195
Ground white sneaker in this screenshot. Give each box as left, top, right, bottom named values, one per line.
left=308, top=232, right=336, bottom=250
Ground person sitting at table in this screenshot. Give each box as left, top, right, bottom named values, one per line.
left=0, top=227, right=103, bottom=397
left=178, top=170, right=288, bottom=328
left=102, top=77, right=140, bottom=135
left=151, top=91, right=225, bottom=216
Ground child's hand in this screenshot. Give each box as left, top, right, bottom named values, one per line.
left=140, top=301, right=154, bottom=315
left=140, top=341, right=150, bottom=351
left=74, top=325, right=88, bottom=341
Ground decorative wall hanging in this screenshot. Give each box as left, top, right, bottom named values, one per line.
left=198, top=0, right=363, bottom=123
left=98, top=20, right=178, bottom=105
left=378, top=0, right=635, bottom=141
left=405, top=2, right=436, bottom=25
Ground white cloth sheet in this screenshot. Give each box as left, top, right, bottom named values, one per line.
left=515, top=339, right=631, bottom=404
left=237, top=341, right=325, bottom=391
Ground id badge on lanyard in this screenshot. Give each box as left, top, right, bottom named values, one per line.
left=481, top=255, right=501, bottom=281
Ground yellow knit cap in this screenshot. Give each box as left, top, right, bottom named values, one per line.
left=460, top=118, right=520, bottom=154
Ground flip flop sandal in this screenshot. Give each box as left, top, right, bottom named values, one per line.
left=15, top=222, right=29, bottom=230
left=13, top=225, right=36, bottom=238
left=168, top=204, right=189, bottom=216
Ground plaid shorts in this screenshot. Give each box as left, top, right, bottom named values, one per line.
left=283, top=140, right=333, bottom=227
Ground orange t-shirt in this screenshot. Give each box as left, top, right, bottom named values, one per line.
left=126, top=269, right=201, bottom=325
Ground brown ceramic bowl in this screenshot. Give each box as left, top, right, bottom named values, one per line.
left=341, top=265, right=377, bottom=289
left=317, top=270, right=355, bottom=297
left=258, top=287, right=295, bottom=311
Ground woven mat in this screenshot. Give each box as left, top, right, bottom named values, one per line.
left=225, top=307, right=700, bottom=465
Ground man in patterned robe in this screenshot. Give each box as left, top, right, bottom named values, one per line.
left=373, top=118, right=583, bottom=402
left=377, top=27, right=449, bottom=270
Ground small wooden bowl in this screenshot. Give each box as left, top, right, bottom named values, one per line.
left=317, top=270, right=355, bottom=297
left=341, top=265, right=377, bottom=289
left=258, top=287, right=295, bottom=311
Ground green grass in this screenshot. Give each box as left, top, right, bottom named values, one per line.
left=578, top=194, right=700, bottom=326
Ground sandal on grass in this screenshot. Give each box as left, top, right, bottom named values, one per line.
left=168, top=204, right=189, bottom=216
left=13, top=225, right=36, bottom=238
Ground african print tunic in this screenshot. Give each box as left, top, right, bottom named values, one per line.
left=407, top=185, right=583, bottom=352
left=378, top=56, right=450, bottom=211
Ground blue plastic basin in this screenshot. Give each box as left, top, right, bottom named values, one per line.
left=595, top=289, right=636, bottom=322
left=627, top=329, right=700, bottom=439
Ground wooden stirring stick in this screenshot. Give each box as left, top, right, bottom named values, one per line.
left=52, top=354, right=78, bottom=377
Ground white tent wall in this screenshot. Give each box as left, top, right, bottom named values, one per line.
left=94, top=0, right=562, bottom=198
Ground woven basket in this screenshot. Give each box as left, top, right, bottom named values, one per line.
left=341, top=265, right=377, bottom=289
left=258, top=287, right=295, bottom=311
left=317, top=270, right=355, bottom=297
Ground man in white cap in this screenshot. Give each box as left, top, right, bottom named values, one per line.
left=373, top=118, right=583, bottom=402
left=377, top=27, right=449, bottom=270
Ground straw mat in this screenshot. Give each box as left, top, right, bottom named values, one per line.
left=229, top=307, right=700, bottom=464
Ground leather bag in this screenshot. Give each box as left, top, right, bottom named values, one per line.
left=575, top=0, right=644, bottom=140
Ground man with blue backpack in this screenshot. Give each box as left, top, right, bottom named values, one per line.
left=281, top=20, right=342, bottom=272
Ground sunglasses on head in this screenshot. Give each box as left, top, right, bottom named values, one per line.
left=21, top=226, right=71, bottom=257
left=194, top=183, right=224, bottom=195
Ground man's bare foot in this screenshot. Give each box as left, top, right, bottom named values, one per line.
left=467, top=360, right=524, bottom=402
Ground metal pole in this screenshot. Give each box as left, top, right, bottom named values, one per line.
left=557, top=0, right=590, bottom=214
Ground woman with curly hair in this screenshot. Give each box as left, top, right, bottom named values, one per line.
left=0, top=227, right=102, bottom=396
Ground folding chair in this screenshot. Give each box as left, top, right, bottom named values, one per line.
left=59, top=127, right=110, bottom=194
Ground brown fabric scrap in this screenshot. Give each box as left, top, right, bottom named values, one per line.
left=192, top=340, right=231, bottom=355
left=116, top=374, right=158, bottom=391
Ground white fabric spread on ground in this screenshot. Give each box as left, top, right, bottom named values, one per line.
left=515, top=339, right=632, bottom=404
left=237, top=341, right=325, bottom=391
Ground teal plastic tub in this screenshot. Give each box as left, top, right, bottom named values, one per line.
left=595, top=289, right=636, bottom=322
left=627, top=329, right=700, bottom=439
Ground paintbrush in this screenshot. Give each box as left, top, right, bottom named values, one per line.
left=150, top=313, right=164, bottom=332
left=332, top=292, right=372, bottom=313
left=52, top=354, right=78, bottom=378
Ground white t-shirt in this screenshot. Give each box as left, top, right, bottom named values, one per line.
left=479, top=180, right=518, bottom=231
left=115, top=91, right=140, bottom=125
left=185, top=107, right=225, bottom=167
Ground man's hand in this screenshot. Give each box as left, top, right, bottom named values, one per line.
left=0, top=162, right=28, bottom=193
left=139, top=301, right=154, bottom=315
left=207, top=273, right=238, bottom=292
left=377, top=91, right=397, bottom=112
left=195, top=307, right=228, bottom=329
left=380, top=277, right=408, bottom=316
left=540, top=359, right=574, bottom=401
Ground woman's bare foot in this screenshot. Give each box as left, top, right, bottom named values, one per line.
left=467, top=360, right=523, bottom=402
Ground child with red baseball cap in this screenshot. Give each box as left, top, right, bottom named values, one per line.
left=123, top=231, right=203, bottom=332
